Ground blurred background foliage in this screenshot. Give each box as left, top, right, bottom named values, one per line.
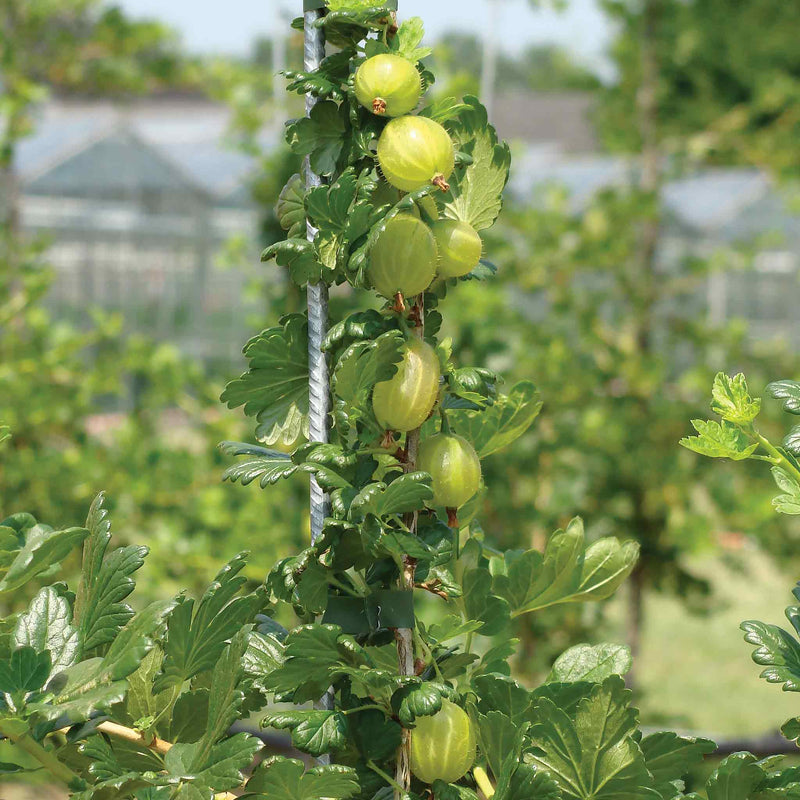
left=2, top=0, right=800, bottom=746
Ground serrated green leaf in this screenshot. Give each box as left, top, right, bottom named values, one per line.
left=221, top=314, right=309, bottom=445
left=494, top=518, right=638, bottom=617
left=277, top=173, right=306, bottom=238
left=221, top=442, right=299, bottom=487
left=390, top=17, right=432, bottom=62
left=264, top=625, right=370, bottom=704
left=528, top=675, right=659, bottom=800
left=640, top=732, right=715, bottom=800
left=349, top=472, right=434, bottom=521
left=771, top=467, right=800, bottom=515
left=680, top=419, right=759, bottom=460
left=782, top=425, right=800, bottom=457
left=334, top=330, right=404, bottom=411
left=450, top=381, right=542, bottom=458
left=392, top=681, right=445, bottom=726
left=767, top=380, right=800, bottom=415
left=711, top=373, right=761, bottom=424
left=443, top=96, right=511, bottom=231
left=263, top=709, right=349, bottom=756
left=286, top=101, right=346, bottom=176
left=166, top=732, right=261, bottom=793
left=155, top=553, right=264, bottom=692
left=0, top=646, right=51, bottom=694
left=473, top=674, right=531, bottom=725
left=474, top=710, right=522, bottom=782
left=547, top=643, right=632, bottom=684
left=14, top=587, right=78, bottom=676
left=0, top=523, right=88, bottom=595
left=242, top=631, right=285, bottom=692
left=245, top=756, right=359, bottom=800
left=74, top=494, right=147, bottom=656
left=126, top=648, right=171, bottom=737
left=463, top=567, right=510, bottom=636
left=741, top=617, right=800, bottom=691
left=188, top=630, right=252, bottom=773
left=705, top=752, right=765, bottom=800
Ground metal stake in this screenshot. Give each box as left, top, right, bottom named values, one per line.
left=303, top=8, right=330, bottom=547
left=303, top=4, right=335, bottom=735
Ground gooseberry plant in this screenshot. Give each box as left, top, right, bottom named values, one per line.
left=0, top=4, right=726, bottom=800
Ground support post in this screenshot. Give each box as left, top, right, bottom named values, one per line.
left=303, top=2, right=335, bottom=738
left=303, top=7, right=330, bottom=549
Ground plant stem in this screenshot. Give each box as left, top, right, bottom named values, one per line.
left=394, top=294, right=425, bottom=798
left=0, top=721, right=84, bottom=789
left=327, top=575, right=365, bottom=598
left=756, top=433, right=800, bottom=483
left=369, top=759, right=407, bottom=794
left=97, top=721, right=173, bottom=756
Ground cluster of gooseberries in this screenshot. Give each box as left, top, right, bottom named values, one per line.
left=354, top=50, right=486, bottom=786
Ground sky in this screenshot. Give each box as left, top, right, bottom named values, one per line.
left=116, top=0, right=615, bottom=78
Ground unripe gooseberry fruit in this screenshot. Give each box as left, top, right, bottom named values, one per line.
left=418, top=432, right=482, bottom=508
left=355, top=54, right=422, bottom=117
left=368, top=213, right=437, bottom=300
left=377, top=116, right=455, bottom=193
left=410, top=700, right=476, bottom=785
left=431, top=219, right=483, bottom=279
left=372, top=337, right=440, bottom=433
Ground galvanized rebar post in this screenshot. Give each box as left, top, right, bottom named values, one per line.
left=303, top=8, right=331, bottom=547
left=303, top=4, right=334, bottom=736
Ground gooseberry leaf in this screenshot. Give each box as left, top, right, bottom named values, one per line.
left=286, top=101, right=347, bottom=177
left=349, top=472, right=434, bottom=521
left=640, top=732, right=715, bottom=800
left=783, top=425, right=800, bottom=456
left=494, top=518, right=638, bottom=617
left=473, top=674, right=531, bottom=725
left=710, top=372, right=761, bottom=424
left=450, top=381, right=542, bottom=458
left=154, top=554, right=265, bottom=692
left=767, top=380, right=800, bottom=415
left=277, top=173, right=306, bottom=238
left=264, top=625, right=369, bottom=704
left=0, top=519, right=88, bottom=595
left=444, top=96, right=511, bottom=231
left=221, top=314, right=309, bottom=445
left=770, top=466, right=800, bottom=515
left=528, top=676, right=659, bottom=800
left=74, top=493, right=147, bottom=656
left=704, top=752, right=765, bottom=800
left=244, top=756, right=359, bottom=800
left=392, top=681, right=445, bottom=726
left=741, top=611, right=800, bottom=691
left=0, top=646, right=51, bottom=694
left=14, top=587, right=78, bottom=677
left=463, top=566, right=511, bottom=636
left=390, top=17, right=432, bottom=63
left=547, top=643, right=632, bottom=684
left=679, top=419, right=758, bottom=460
left=262, top=709, right=349, bottom=756
left=474, top=710, right=523, bottom=783
left=165, top=732, right=261, bottom=793
left=262, top=237, right=322, bottom=286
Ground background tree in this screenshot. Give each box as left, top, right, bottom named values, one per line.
left=597, top=0, right=800, bottom=178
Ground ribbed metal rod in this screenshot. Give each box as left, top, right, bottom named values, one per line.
left=303, top=5, right=335, bottom=735
left=303, top=9, right=330, bottom=546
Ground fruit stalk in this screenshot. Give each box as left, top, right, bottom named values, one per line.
left=394, top=294, right=424, bottom=798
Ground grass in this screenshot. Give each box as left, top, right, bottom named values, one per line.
left=630, top=546, right=800, bottom=737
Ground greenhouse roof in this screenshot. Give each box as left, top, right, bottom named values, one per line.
left=16, top=100, right=275, bottom=206
left=511, top=154, right=780, bottom=237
